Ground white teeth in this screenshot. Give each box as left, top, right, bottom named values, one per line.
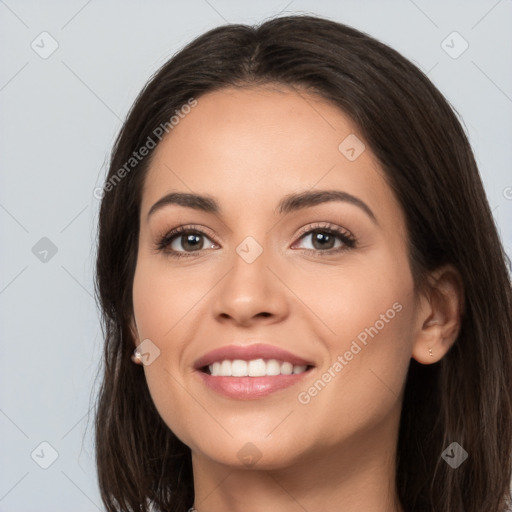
left=281, top=362, right=293, bottom=375
left=212, top=362, right=221, bottom=376
left=231, top=359, right=247, bottom=376
left=266, top=360, right=281, bottom=376
left=248, top=359, right=266, bottom=377
left=220, top=360, right=232, bottom=376
left=207, top=359, right=309, bottom=377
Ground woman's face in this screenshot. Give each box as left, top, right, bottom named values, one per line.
left=131, top=85, right=420, bottom=469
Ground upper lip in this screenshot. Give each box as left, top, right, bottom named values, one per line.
left=193, top=343, right=315, bottom=370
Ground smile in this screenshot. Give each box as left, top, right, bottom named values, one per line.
left=194, top=343, right=315, bottom=399
left=205, top=358, right=309, bottom=377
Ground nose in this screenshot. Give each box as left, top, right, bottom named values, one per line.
left=211, top=242, right=289, bottom=328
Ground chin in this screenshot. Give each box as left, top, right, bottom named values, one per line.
left=200, top=445, right=302, bottom=471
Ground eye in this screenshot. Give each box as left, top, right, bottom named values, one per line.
left=155, top=225, right=217, bottom=258
left=292, top=222, right=356, bottom=255
left=155, top=222, right=356, bottom=259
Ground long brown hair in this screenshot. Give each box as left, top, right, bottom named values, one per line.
left=94, top=14, right=512, bottom=512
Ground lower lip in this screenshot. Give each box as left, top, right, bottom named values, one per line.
left=196, top=369, right=312, bottom=399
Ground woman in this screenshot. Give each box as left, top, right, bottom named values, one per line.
left=94, top=14, right=512, bottom=512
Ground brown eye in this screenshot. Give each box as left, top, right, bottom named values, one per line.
left=293, top=224, right=356, bottom=256
left=301, top=230, right=338, bottom=250
left=172, top=232, right=207, bottom=252
left=156, top=226, right=217, bottom=258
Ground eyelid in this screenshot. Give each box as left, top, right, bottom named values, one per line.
left=155, top=221, right=356, bottom=257
left=153, top=224, right=219, bottom=254
left=163, top=224, right=218, bottom=242
left=290, top=222, right=356, bottom=255
left=294, top=221, right=355, bottom=241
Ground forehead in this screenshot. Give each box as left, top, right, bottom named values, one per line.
left=140, top=85, right=400, bottom=226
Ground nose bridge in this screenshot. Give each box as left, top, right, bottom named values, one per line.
left=228, top=231, right=272, bottom=298
left=212, top=230, right=287, bottom=324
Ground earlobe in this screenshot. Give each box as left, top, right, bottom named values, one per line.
left=131, top=348, right=143, bottom=365
left=411, top=264, right=464, bottom=365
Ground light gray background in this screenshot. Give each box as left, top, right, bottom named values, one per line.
left=1, top=1, right=511, bottom=510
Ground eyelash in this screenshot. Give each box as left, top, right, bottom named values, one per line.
left=155, top=222, right=357, bottom=259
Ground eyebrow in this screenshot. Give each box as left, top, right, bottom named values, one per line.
left=146, top=189, right=377, bottom=224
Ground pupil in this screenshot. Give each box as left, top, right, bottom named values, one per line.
left=313, top=231, right=334, bottom=250
left=183, top=234, right=201, bottom=251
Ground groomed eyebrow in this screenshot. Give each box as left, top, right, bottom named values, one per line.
left=147, top=189, right=378, bottom=224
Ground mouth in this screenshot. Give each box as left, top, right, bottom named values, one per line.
left=193, top=343, right=315, bottom=399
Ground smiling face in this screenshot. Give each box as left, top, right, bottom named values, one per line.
left=131, top=84, right=420, bottom=470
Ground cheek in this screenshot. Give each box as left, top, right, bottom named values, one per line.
left=293, top=251, right=415, bottom=428
left=132, top=266, right=169, bottom=346
left=290, top=246, right=413, bottom=348
left=131, top=258, right=214, bottom=445
left=132, top=255, right=203, bottom=343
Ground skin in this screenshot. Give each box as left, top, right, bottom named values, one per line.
left=130, top=85, right=463, bottom=512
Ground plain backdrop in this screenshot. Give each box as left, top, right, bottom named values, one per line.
left=0, top=0, right=511, bottom=510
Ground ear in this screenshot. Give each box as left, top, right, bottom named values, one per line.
left=411, top=264, right=464, bottom=364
